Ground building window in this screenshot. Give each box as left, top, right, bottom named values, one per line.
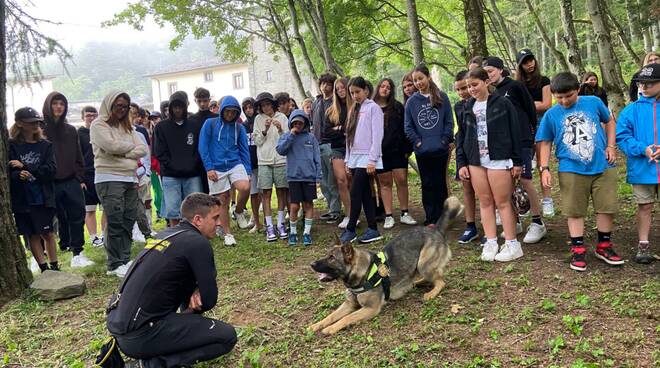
left=167, top=82, right=178, bottom=96
left=266, top=70, right=273, bottom=81
left=233, top=73, right=244, bottom=90
left=204, top=71, right=213, bottom=82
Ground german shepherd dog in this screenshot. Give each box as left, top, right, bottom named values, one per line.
left=309, top=197, right=463, bottom=335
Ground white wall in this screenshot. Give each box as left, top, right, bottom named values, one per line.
left=150, top=64, right=250, bottom=113
left=6, top=79, right=54, bottom=122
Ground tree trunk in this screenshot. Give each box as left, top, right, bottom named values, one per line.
left=405, top=0, right=425, bottom=65
left=524, top=0, right=570, bottom=71
left=638, top=0, right=652, bottom=51
left=311, top=0, right=343, bottom=76
left=559, top=0, right=585, bottom=75
left=653, top=21, right=660, bottom=50
left=287, top=0, right=318, bottom=87
left=604, top=2, right=642, bottom=64
left=462, top=0, right=488, bottom=60
left=586, top=32, right=593, bottom=64
left=625, top=0, right=641, bottom=42
left=0, top=0, right=33, bottom=306
left=487, top=0, right=517, bottom=62
left=586, top=0, right=626, bottom=116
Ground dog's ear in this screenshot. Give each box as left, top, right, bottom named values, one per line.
left=333, top=233, right=341, bottom=246
left=341, top=243, right=354, bottom=263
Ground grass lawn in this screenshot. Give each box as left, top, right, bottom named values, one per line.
left=0, top=164, right=659, bottom=367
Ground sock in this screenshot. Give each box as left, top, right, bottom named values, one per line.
left=304, top=218, right=313, bottom=234
left=385, top=213, right=393, bottom=218
left=505, top=239, right=519, bottom=245
left=467, top=221, right=476, bottom=229
left=38, top=262, right=48, bottom=272
left=289, top=220, right=297, bottom=234
left=277, top=211, right=285, bottom=226
left=532, top=215, right=543, bottom=226
left=49, top=261, right=59, bottom=271
left=486, top=238, right=498, bottom=245
left=597, top=231, right=611, bottom=243
left=89, top=233, right=97, bottom=239
left=401, top=209, right=409, bottom=216
left=543, top=197, right=553, bottom=203
left=570, top=236, right=584, bottom=247
left=265, top=216, right=273, bottom=227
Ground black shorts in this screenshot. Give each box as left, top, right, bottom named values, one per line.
left=377, top=154, right=408, bottom=174
left=288, top=181, right=317, bottom=203
left=521, top=147, right=534, bottom=180
left=14, top=206, right=55, bottom=236
left=83, top=174, right=100, bottom=208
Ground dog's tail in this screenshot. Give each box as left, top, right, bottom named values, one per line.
left=434, top=196, right=464, bottom=236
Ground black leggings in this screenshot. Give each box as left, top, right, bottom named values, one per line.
left=416, top=153, right=449, bottom=225
left=116, top=313, right=237, bottom=368
left=347, top=168, right=377, bottom=232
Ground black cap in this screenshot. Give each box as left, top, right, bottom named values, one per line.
left=255, top=92, right=277, bottom=107
left=483, top=56, right=505, bottom=70
left=14, top=107, right=43, bottom=123
left=516, top=49, right=535, bottom=66
left=148, top=111, right=161, bottom=119
left=633, top=63, right=660, bottom=82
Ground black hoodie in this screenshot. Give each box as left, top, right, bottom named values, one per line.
left=241, top=97, right=259, bottom=170
left=42, top=92, right=85, bottom=182
left=380, top=100, right=412, bottom=158
left=153, top=91, right=204, bottom=177
left=494, top=77, right=537, bottom=148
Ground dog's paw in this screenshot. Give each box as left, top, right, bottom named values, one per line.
left=423, top=290, right=438, bottom=301
left=308, top=323, right=323, bottom=333
left=321, top=326, right=338, bottom=335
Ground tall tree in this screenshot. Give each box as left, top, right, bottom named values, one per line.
left=586, top=0, right=626, bottom=115
left=462, top=0, right=488, bottom=60
left=485, top=0, right=517, bottom=62
left=558, top=0, right=585, bottom=75
left=287, top=0, right=318, bottom=87
left=524, top=0, right=570, bottom=72
left=604, top=2, right=642, bottom=64
left=297, top=0, right=344, bottom=76
left=405, top=0, right=425, bottom=65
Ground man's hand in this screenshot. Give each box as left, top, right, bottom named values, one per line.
left=645, top=145, right=660, bottom=163
left=81, top=182, right=87, bottom=190
left=207, top=170, right=219, bottom=182
left=273, top=120, right=283, bottom=133
left=188, top=289, right=203, bottom=312
left=19, top=170, right=33, bottom=181
left=605, top=146, right=617, bottom=164
left=8, top=160, right=23, bottom=169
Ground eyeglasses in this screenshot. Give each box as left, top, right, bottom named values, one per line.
left=112, top=104, right=129, bottom=110
left=84, top=113, right=98, bottom=118
left=637, top=81, right=659, bottom=89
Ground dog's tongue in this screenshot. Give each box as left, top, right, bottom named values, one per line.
left=318, top=273, right=331, bottom=282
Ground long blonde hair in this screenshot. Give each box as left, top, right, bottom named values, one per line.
left=9, top=121, right=44, bottom=143
left=326, top=77, right=352, bottom=126
left=643, top=51, right=660, bottom=65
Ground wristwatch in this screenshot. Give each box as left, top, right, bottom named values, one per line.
left=540, top=166, right=550, bottom=173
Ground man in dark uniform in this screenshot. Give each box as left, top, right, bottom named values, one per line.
left=106, top=193, right=237, bottom=367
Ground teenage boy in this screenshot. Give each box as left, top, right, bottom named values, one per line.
left=311, top=73, right=341, bottom=222
left=536, top=72, right=623, bottom=272
left=483, top=56, right=547, bottom=244
left=274, top=92, right=292, bottom=117
left=242, top=97, right=262, bottom=233
left=276, top=109, right=321, bottom=246
left=191, top=87, right=220, bottom=196
left=42, top=92, right=94, bottom=268
left=254, top=92, right=290, bottom=242
left=616, top=63, right=660, bottom=264
left=153, top=91, right=204, bottom=227
left=78, top=106, right=105, bottom=247
left=199, top=96, right=252, bottom=246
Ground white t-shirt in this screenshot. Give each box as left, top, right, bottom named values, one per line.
left=473, top=100, right=513, bottom=170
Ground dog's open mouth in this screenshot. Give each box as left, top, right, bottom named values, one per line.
left=317, top=272, right=336, bottom=282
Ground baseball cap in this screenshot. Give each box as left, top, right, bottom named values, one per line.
left=148, top=111, right=161, bottom=119
left=516, top=49, right=535, bottom=66
left=482, top=56, right=505, bottom=70
left=633, top=63, right=660, bottom=82
left=14, top=107, right=43, bottom=123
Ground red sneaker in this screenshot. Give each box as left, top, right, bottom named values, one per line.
left=570, top=246, right=587, bottom=272
left=594, top=242, right=625, bottom=266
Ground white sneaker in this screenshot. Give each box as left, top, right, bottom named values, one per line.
left=235, top=211, right=250, bottom=229
left=338, top=216, right=350, bottom=229
left=481, top=241, right=499, bottom=262
left=523, top=223, right=547, bottom=244
left=224, top=233, right=237, bottom=246
left=132, top=223, right=146, bottom=243
left=400, top=213, right=417, bottom=225
left=495, top=241, right=524, bottom=262
left=106, top=263, right=129, bottom=278
left=30, top=257, right=40, bottom=273
left=542, top=198, right=555, bottom=217
left=71, top=253, right=95, bottom=268
left=383, top=216, right=395, bottom=229
left=248, top=225, right=260, bottom=234
left=91, top=236, right=104, bottom=247
left=500, top=222, right=523, bottom=239
left=246, top=216, right=255, bottom=229
left=495, top=210, right=502, bottom=226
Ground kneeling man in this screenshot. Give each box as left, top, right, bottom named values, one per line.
left=106, top=193, right=237, bottom=367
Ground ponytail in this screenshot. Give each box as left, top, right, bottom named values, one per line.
left=413, top=64, right=443, bottom=108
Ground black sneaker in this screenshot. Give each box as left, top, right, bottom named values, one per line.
left=319, top=212, right=334, bottom=220
left=594, top=242, right=624, bottom=266
left=325, top=212, right=340, bottom=223
left=635, top=242, right=655, bottom=264
left=570, top=246, right=587, bottom=272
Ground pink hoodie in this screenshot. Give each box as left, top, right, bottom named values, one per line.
left=345, top=99, right=384, bottom=165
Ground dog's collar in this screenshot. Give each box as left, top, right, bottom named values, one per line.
left=348, top=251, right=391, bottom=301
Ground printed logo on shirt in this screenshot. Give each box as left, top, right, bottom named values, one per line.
left=20, top=151, right=41, bottom=166
left=416, top=104, right=439, bottom=130
left=561, top=112, right=597, bottom=163
left=186, top=133, right=194, bottom=145
left=145, top=238, right=171, bottom=252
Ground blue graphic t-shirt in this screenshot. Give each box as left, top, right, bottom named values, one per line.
left=536, top=96, right=612, bottom=175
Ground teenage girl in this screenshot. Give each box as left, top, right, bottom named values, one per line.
left=401, top=72, right=417, bottom=104
left=456, top=67, right=523, bottom=262
left=9, top=108, right=59, bottom=272
left=578, top=72, right=608, bottom=107
left=404, top=64, right=454, bottom=227
left=340, top=76, right=384, bottom=244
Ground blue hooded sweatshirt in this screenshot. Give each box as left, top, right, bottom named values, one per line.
left=198, top=96, right=252, bottom=175
left=404, top=91, right=454, bottom=156
left=276, top=109, right=321, bottom=182
left=616, top=95, right=660, bottom=184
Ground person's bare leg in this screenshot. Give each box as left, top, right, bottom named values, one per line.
left=377, top=172, right=394, bottom=215
left=595, top=213, right=613, bottom=233
left=462, top=181, right=476, bottom=223
left=217, top=191, right=231, bottom=235
left=276, top=188, right=288, bottom=212
left=488, top=170, right=515, bottom=240
left=332, top=159, right=350, bottom=213
left=637, top=203, right=653, bottom=242
left=250, top=193, right=262, bottom=229
left=393, top=168, right=409, bottom=211
left=469, top=166, right=496, bottom=238
left=85, top=211, right=97, bottom=237
left=567, top=217, right=585, bottom=237
left=521, top=178, right=541, bottom=216
left=28, top=235, right=46, bottom=264
left=43, top=233, right=58, bottom=263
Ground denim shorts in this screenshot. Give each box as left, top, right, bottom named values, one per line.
left=161, top=176, right=202, bottom=219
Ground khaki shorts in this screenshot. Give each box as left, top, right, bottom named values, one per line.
left=258, top=164, right=288, bottom=190
left=558, top=168, right=618, bottom=217
left=632, top=184, right=660, bottom=204
left=138, top=176, right=152, bottom=202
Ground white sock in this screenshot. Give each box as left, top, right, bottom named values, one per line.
left=304, top=218, right=313, bottom=235
left=265, top=216, right=273, bottom=227
left=277, top=211, right=285, bottom=226
left=289, top=220, right=298, bottom=234
left=486, top=238, right=498, bottom=245
left=505, top=239, right=519, bottom=246
left=90, top=233, right=97, bottom=239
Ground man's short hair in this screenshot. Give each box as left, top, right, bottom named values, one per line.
left=81, top=106, right=97, bottom=118
left=274, top=92, right=290, bottom=107
left=318, top=73, right=337, bottom=87
left=550, top=72, right=581, bottom=94
left=455, top=70, right=469, bottom=82
left=194, top=87, right=211, bottom=99
left=180, top=193, right=221, bottom=221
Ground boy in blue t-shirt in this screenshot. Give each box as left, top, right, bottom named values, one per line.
left=616, top=63, right=660, bottom=265
left=536, top=72, right=623, bottom=272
